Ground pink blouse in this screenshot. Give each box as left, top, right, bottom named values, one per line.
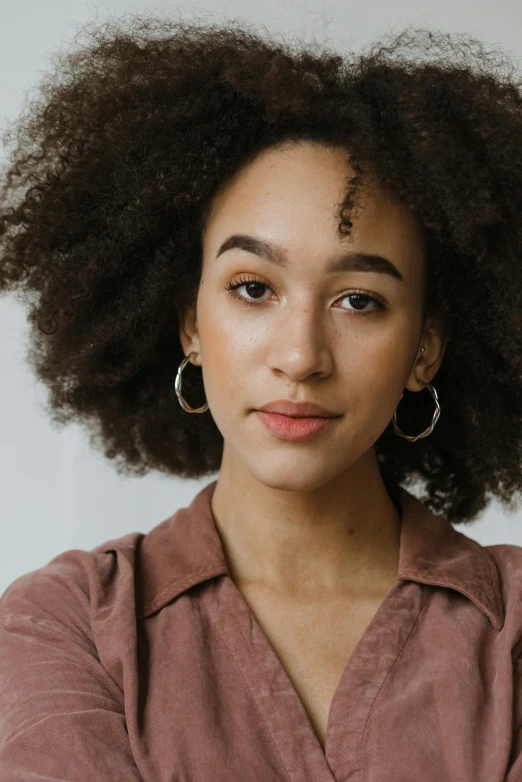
left=1, top=479, right=522, bottom=781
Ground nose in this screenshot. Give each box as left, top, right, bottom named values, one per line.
left=266, top=304, right=334, bottom=381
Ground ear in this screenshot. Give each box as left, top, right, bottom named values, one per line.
left=178, top=303, right=202, bottom=367
left=404, top=315, right=451, bottom=392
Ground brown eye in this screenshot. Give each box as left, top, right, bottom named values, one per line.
left=225, top=276, right=272, bottom=305
left=338, top=292, right=384, bottom=313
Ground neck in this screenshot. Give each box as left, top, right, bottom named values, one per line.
left=210, top=448, right=402, bottom=600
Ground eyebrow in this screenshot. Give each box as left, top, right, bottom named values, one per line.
left=216, top=233, right=404, bottom=282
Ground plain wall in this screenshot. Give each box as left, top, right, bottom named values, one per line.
left=1, top=0, right=521, bottom=597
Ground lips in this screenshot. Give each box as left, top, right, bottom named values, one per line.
left=256, top=410, right=336, bottom=440
left=257, top=399, right=339, bottom=418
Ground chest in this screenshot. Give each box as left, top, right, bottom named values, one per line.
left=132, top=577, right=508, bottom=782
left=236, top=584, right=387, bottom=751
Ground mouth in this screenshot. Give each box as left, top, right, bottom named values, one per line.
left=255, top=410, right=339, bottom=441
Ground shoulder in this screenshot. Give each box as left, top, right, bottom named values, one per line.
left=0, top=530, right=146, bottom=656
left=0, top=532, right=152, bottom=776
left=1, top=528, right=146, bottom=604
left=484, top=543, right=522, bottom=646
left=486, top=542, right=522, bottom=594
left=486, top=540, right=522, bottom=563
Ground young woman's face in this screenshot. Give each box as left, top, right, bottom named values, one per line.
left=181, top=141, right=437, bottom=491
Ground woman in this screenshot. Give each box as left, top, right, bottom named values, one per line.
left=1, top=14, right=522, bottom=781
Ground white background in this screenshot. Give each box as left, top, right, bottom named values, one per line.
left=1, top=1, right=521, bottom=597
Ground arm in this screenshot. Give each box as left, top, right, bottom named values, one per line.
left=0, top=563, right=143, bottom=781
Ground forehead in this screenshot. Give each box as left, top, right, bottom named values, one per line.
left=202, top=143, right=426, bottom=280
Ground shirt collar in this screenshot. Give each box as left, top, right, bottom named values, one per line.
left=134, top=479, right=504, bottom=631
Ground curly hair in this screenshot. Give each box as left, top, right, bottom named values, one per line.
left=1, top=13, right=521, bottom=525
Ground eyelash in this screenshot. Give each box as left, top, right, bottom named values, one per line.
left=224, top=275, right=387, bottom=315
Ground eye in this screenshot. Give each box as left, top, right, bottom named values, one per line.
left=224, top=276, right=387, bottom=315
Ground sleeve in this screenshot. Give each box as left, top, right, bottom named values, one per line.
left=506, top=656, right=522, bottom=780
left=0, top=560, right=143, bottom=781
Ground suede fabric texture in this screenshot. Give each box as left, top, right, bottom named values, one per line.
left=2, top=479, right=522, bottom=781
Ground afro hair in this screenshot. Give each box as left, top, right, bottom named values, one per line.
left=1, top=13, right=522, bottom=524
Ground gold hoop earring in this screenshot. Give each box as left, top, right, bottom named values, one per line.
left=174, top=351, right=209, bottom=413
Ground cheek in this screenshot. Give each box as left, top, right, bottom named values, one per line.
left=341, top=339, right=406, bottom=413
left=341, top=334, right=399, bottom=376
left=197, top=288, right=265, bottom=400
left=197, top=318, right=249, bottom=403
left=200, top=304, right=264, bottom=367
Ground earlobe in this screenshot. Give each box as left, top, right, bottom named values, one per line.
left=403, top=345, right=429, bottom=393
left=178, top=306, right=201, bottom=363
left=178, top=333, right=201, bottom=366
